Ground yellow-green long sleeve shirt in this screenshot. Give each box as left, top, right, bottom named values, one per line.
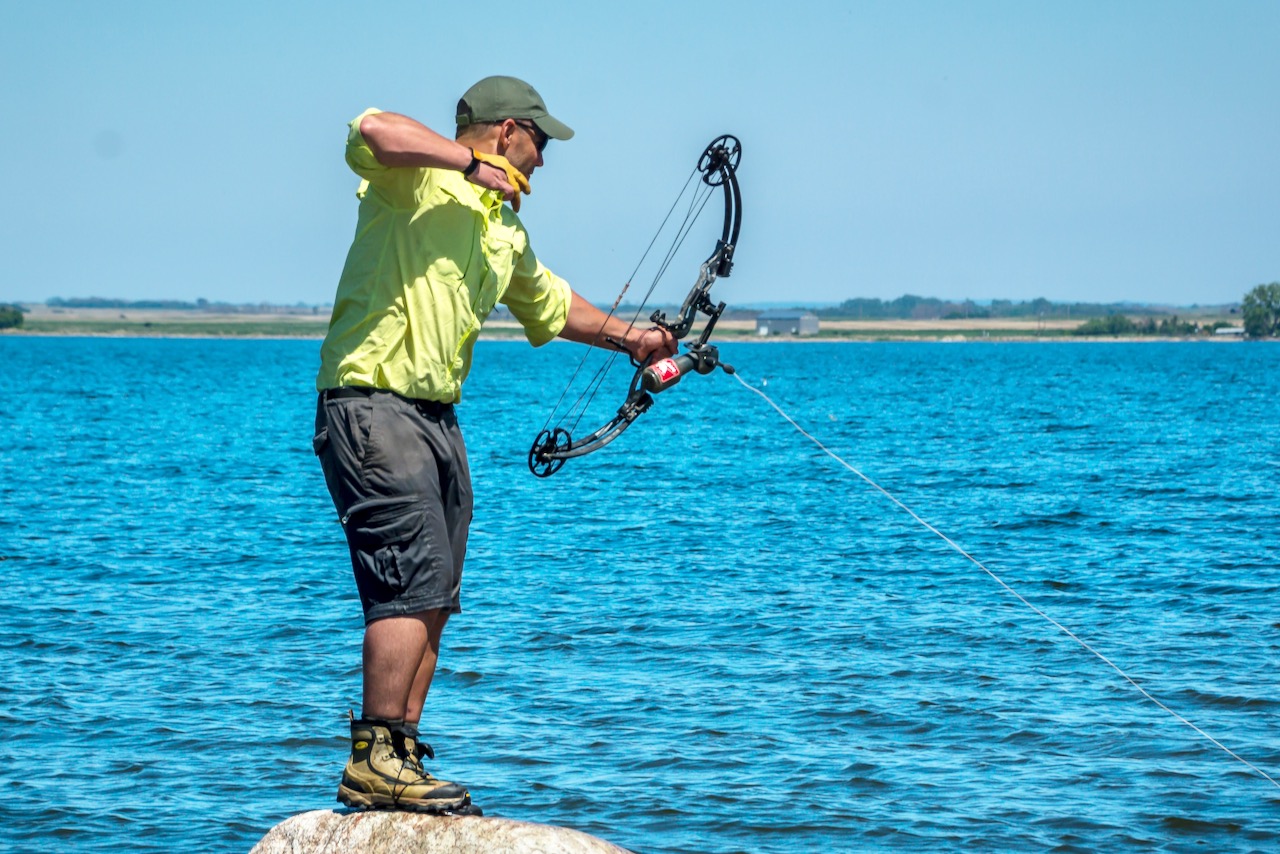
left=317, top=108, right=571, bottom=402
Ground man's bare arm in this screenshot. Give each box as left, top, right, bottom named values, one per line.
left=558, top=291, right=677, bottom=364
left=358, top=111, right=517, bottom=198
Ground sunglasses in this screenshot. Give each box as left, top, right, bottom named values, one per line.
left=514, top=120, right=549, bottom=154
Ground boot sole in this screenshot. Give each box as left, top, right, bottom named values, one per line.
left=338, top=783, right=480, bottom=816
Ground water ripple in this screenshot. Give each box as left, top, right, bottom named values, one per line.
left=2, top=339, right=1278, bottom=852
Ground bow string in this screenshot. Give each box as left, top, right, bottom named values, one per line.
left=527, top=134, right=743, bottom=477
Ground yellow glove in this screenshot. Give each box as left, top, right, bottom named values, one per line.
left=470, top=149, right=531, bottom=210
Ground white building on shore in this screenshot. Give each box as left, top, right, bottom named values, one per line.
left=756, top=310, right=820, bottom=336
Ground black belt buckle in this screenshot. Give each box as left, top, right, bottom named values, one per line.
left=413, top=398, right=451, bottom=418
left=322, top=386, right=374, bottom=402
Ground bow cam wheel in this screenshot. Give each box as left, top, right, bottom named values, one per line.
left=528, top=428, right=571, bottom=478
left=699, top=135, right=741, bottom=186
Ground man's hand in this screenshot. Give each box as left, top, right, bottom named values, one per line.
left=467, top=150, right=531, bottom=212
left=624, top=326, right=678, bottom=365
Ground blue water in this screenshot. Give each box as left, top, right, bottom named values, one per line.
left=3, top=337, right=1278, bottom=853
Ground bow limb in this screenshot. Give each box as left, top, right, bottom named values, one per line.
left=528, top=376, right=654, bottom=477
left=648, top=135, right=742, bottom=346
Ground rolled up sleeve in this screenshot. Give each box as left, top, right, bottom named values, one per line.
left=502, top=246, right=571, bottom=346
left=345, top=109, right=388, bottom=181
left=344, top=108, right=427, bottom=208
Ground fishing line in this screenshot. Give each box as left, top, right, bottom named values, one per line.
left=731, top=370, right=1280, bottom=792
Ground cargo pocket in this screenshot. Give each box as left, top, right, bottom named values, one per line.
left=342, top=496, right=426, bottom=593
left=312, top=426, right=329, bottom=456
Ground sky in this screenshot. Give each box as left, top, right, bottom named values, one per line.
left=1, top=0, right=1276, bottom=308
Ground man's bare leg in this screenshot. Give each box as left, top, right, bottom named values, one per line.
left=339, top=608, right=470, bottom=812
left=404, top=610, right=449, bottom=723
left=360, top=609, right=450, bottom=722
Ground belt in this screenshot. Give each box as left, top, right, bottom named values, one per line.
left=321, top=386, right=453, bottom=416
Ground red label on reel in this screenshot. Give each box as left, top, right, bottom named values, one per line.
left=651, top=358, right=682, bottom=382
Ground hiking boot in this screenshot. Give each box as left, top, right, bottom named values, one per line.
left=337, top=714, right=475, bottom=814
left=392, top=726, right=483, bottom=816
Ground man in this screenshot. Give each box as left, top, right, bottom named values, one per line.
left=312, top=76, right=675, bottom=815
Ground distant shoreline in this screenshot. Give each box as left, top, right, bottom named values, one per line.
left=4, top=305, right=1247, bottom=343
left=3, top=330, right=1249, bottom=344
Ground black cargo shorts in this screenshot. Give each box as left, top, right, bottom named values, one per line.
left=313, top=387, right=473, bottom=623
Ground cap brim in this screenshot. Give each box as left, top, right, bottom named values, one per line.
left=532, top=113, right=574, bottom=141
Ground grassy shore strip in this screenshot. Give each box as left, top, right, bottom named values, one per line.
left=17, top=318, right=330, bottom=337
left=8, top=323, right=1231, bottom=343
left=7, top=309, right=1240, bottom=341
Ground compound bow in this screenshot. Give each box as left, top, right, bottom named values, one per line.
left=527, top=134, right=743, bottom=477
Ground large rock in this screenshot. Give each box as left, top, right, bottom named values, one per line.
left=250, top=809, right=635, bottom=854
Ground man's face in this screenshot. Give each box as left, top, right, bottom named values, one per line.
left=505, top=119, right=547, bottom=177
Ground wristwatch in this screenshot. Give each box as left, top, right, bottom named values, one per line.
left=462, top=148, right=480, bottom=177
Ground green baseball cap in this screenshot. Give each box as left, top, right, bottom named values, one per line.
left=455, top=75, right=574, bottom=141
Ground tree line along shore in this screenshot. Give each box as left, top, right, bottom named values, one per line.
left=2, top=286, right=1276, bottom=340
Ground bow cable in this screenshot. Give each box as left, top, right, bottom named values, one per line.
left=527, top=134, right=743, bottom=477
left=538, top=166, right=719, bottom=438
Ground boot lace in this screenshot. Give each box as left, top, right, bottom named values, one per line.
left=390, top=729, right=436, bottom=779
